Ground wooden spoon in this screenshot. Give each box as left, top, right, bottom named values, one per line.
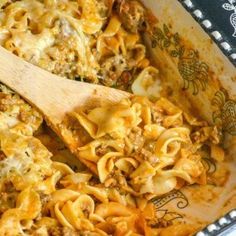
left=0, top=46, right=130, bottom=171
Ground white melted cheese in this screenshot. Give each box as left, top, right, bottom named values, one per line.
left=11, top=29, right=55, bottom=63
left=0, top=154, right=32, bottom=178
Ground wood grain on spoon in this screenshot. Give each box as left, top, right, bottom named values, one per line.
left=0, top=46, right=130, bottom=171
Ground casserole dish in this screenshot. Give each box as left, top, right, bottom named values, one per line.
left=0, top=0, right=235, bottom=235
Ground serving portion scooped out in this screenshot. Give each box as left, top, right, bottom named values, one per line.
left=63, top=96, right=224, bottom=198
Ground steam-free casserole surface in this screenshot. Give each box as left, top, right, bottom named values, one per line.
left=0, top=0, right=235, bottom=235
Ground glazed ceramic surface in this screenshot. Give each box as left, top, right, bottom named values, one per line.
left=141, top=0, right=236, bottom=232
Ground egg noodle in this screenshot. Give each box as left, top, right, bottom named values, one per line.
left=0, top=0, right=225, bottom=235
left=68, top=96, right=223, bottom=198
left=0, top=0, right=155, bottom=91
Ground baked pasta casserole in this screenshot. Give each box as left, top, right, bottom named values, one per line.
left=0, top=0, right=226, bottom=235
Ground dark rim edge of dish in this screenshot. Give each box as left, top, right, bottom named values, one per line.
left=194, top=209, right=236, bottom=236
left=177, top=0, right=236, bottom=67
